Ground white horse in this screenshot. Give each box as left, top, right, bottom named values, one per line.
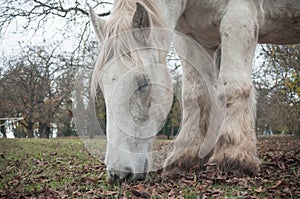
left=90, top=0, right=300, bottom=182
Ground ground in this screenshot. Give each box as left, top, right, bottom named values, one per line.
left=0, top=136, right=299, bottom=198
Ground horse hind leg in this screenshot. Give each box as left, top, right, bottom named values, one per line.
left=209, top=1, right=260, bottom=176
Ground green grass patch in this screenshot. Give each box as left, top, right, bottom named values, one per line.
left=0, top=138, right=106, bottom=197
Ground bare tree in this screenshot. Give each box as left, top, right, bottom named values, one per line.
left=0, top=0, right=112, bottom=65
left=0, top=45, right=82, bottom=138
left=0, top=1, right=112, bottom=137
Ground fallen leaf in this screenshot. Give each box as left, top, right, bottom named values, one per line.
left=130, top=184, right=151, bottom=198
left=181, top=179, right=195, bottom=185
left=103, top=190, right=117, bottom=196
left=296, top=167, right=300, bottom=178
left=168, top=189, right=177, bottom=199
left=254, top=186, right=265, bottom=193
left=131, top=183, right=145, bottom=191
left=270, top=180, right=284, bottom=189
left=72, top=191, right=82, bottom=196
left=196, top=184, right=208, bottom=192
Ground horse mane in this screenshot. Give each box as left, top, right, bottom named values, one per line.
left=91, top=0, right=166, bottom=98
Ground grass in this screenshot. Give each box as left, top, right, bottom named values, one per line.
left=0, top=139, right=106, bottom=197
left=0, top=137, right=299, bottom=198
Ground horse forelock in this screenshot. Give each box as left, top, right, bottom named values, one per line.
left=101, top=0, right=166, bottom=68
left=104, top=0, right=165, bottom=38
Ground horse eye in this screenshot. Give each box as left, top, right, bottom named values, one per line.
left=137, top=75, right=150, bottom=90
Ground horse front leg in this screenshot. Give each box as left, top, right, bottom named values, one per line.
left=164, top=72, right=212, bottom=172
left=164, top=36, right=220, bottom=173
left=209, top=0, right=260, bottom=176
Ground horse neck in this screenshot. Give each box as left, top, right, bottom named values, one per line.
left=158, top=0, right=188, bottom=30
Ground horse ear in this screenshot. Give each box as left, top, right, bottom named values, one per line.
left=132, top=2, right=151, bottom=43
left=89, top=6, right=106, bottom=43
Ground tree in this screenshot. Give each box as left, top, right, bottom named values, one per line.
left=95, top=88, right=107, bottom=135
left=0, top=1, right=112, bottom=137
left=0, top=72, right=12, bottom=138
left=253, top=44, right=300, bottom=135
left=0, top=45, right=80, bottom=138
left=0, top=121, right=7, bottom=138
left=158, top=73, right=182, bottom=139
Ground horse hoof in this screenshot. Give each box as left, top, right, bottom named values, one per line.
left=209, top=152, right=260, bottom=176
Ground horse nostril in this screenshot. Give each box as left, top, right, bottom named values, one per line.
left=108, top=167, right=135, bottom=183
left=107, top=164, right=149, bottom=182
left=124, top=167, right=134, bottom=181
left=108, top=172, right=117, bottom=184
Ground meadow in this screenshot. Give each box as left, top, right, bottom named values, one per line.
left=0, top=136, right=299, bottom=198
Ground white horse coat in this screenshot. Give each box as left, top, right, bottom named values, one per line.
left=90, top=0, right=300, bottom=182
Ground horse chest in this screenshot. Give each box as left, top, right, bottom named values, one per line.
left=175, top=0, right=225, bottom=50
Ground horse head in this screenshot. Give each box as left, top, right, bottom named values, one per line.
left=89, top=2, right=173, bottom=182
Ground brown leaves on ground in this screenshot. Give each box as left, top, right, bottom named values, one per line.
left=0, top=136, right=299, bottom=198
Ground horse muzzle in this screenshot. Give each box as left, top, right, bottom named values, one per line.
left=107, top=168, right=147, bottom=183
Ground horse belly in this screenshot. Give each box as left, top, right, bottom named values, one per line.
left=258, top=0, right=300, bottom=44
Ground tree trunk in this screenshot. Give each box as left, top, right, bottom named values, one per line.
left=39, top=122, right=50, bottom=138
left=27, top=122, right=34, bottom=138
left=297, top=120, right=300, bottom=137
left=45, top=125, right=51, bottom=138
left=0, top=123, right=7, bottom=138
left=39, top=123, right=45, bottom=138
left=170, top=126, right=174, bottom=139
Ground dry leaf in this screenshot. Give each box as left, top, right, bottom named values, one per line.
left=270, top=180, right=284, bottom=189
left=255, top=186, right=265, bottom=193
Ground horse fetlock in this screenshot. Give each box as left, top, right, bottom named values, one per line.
left=209, top=145, right=260, bottom=176
left=164, top=145, right=211, bottom=173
